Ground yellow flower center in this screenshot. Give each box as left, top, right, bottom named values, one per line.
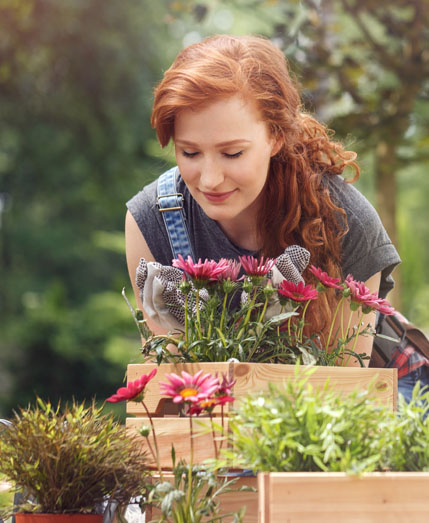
left=201, top=399, right=216, bottom=408
left=180, top=387, right=199, bottom=398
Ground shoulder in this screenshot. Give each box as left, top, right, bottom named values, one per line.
left=325, top=175, right=379, bottom=223
left=325, top=175, right=401, bottom=296
left=126, top=167, right=177, bottom=266
left=126, top=177, right=158, bottom=230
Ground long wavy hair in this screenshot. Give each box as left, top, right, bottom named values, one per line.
left=151, top=34, right=360, bottom=336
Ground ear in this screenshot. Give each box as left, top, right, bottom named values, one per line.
left=270, top=136, right=283, bottom=157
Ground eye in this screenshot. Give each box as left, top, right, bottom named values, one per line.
left=223, top=151, right=243, bottom=159
left=182, top=151, right=199, bottom=158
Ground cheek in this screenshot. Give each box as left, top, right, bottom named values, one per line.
left=176, top=160, right=197, bottom=184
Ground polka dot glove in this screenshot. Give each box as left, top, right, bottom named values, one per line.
left=265, top=245, right=310, bottom=319
left=269, top=245, right=310, bottom=287
left=136, top=259, right=207, bottom=331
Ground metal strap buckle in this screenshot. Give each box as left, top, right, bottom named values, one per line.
left=156, top=193, right=184, bottom=212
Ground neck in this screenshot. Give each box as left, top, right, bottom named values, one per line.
left=218, top=216, right=260, bottom=252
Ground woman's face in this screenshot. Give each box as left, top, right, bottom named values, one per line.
left=174, top=95, right=279, bottom=232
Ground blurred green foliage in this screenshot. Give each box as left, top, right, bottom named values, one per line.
left=0, top=0, right=428, bottom=416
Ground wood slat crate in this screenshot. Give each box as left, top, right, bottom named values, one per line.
left=126, top=363, right=397, bottom=468
left=258, top=472, right=429, bottom=522
left=127, top=416, right=234, bottom=467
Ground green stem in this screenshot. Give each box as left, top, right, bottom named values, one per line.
left=187, top=414, right=194, bottom=508
left=195, top=289, right=202, bottom=338
left=340, top=306, right=354, bottom=365
left=344, top=311, right=363, bottom=366
left=207, top=305, right=214, bottom=339
left=184, top=293, right=189, bottom=345
left=298, top=300, right=311, bottom=343
left=209, top=412, right=218, bottom=460
left=219, top=291, right=229, bottom=333
left=219, top=404, right=225, bottom=453
left=257, top=295, right=269, bottom=324
left=237, top=286, right=258, bottom=339
left=142, top=400, right=163, bottom=480
left=325, top=296, right=344, bottom=351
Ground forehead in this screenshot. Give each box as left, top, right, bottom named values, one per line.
left=174, top=95, right=269, bottom=142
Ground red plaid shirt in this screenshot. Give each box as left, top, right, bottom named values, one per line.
left=386, top=313, right=429, bottom=379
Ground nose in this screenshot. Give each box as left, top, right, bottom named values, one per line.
left=199, top=157, right=224, bottom=190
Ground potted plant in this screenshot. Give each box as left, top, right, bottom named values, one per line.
left=106, top=367, right=255, bottom=522
left=124, top=256, right=397, bottom=466
left=0, top=398, right=149, bottom=523
left=221, top=370, right=429, bottom=522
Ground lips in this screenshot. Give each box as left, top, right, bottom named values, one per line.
left=201, top=189, right=237, bottom=203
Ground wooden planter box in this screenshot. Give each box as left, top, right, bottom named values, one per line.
left=146, top=474, right=258, bottom=523
left=258, top=472, right=429, bottom=522
left=126, top=362, right=397, bottom=469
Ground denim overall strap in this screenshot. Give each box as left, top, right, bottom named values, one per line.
left=157, top=167, right=195, bottom=261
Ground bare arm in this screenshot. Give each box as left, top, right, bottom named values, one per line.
left=125, top=210, right=170, bottom=338
left=332, top=271, right=381, bottom=367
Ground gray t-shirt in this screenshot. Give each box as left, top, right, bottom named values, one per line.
left=127, top=168, right=400, bottom=299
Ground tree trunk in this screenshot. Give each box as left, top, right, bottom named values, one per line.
left=374, top=141, right=401, bottom=309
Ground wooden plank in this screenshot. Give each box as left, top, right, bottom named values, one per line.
left=126, top=416, right=233, bottom=469
left=127, top=362, right=232, bottom=416
left=127, top=363, right=397, bottom=416
left=230, top=363, right=397, bottom=409
left=147, top=474, right=258, bottom=523
left=258, top=472, right=429, bottom=522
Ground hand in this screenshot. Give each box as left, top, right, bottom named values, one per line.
left=136, top=259, right=209, bottom=331
left=269, top=244, right=310, bottom=286
left=136, top=259, right=185, bottom=331
left=265, top=245, right=310, bottom=319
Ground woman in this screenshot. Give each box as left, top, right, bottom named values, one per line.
left=125, top=34, right=401, bottom=368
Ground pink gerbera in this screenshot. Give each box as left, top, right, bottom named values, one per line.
left=160, top=370, right=220, bottom=404
left=344, top=275, right=380, bottom=310
left=278, top=280, right=319, bottom=302
left=309, top=265, right=343, bottom=290
left=106, top=369, right=157, bottom=403
left=217, top=373, right=236, bottom=396
left=216, top=259, right=241, bottom=282
left=172, top=255, right=230, bottom=282
left=372, top=297, right=395, bottom=316
left=239, top=255, right=276, bottom=277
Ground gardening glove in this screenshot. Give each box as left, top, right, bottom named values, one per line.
left=264, top=245, right=310, bottom=319
left=136, top=259, right=208, bottom=331
left=241, top=245, right=309, bottom=320
left=136, top=259, right=184, bottom=331
left=268, top=245, right=310, bottom=288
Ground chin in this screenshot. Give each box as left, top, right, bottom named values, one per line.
left=199, top=206, right=237, bottom=223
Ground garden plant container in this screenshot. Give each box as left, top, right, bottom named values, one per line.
left=258, top=471, right=429, bottom=522
left=126, top=362, right=397, bottom=468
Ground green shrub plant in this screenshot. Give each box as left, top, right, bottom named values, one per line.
left=220, top=368, right=429, bottom=475
left=0, top=398, right=149, bottom=520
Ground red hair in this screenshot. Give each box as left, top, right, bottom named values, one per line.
left=151, top=35, right=360, bottom=335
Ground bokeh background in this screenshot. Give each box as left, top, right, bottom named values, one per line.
left=0, top=0, right=428, bottom=418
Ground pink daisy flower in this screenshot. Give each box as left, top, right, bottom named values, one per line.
left=372, top=297, right=395, bottom=316
left=217, top=259, right=241, bottom=281
left=106, top=369, right=157, bottom=403
left=309, top=265, right=343, bottom=290
left=160, top=370, right=220, bottom=404
left=239, top=255, right=276, bottom=277
left=344, top=275, right=381, bottom=311
left=217, top=373, right=236, bottom=397
left=172, top=255, right=230, bottom=282
left=278, top=280, right=319, bottom=302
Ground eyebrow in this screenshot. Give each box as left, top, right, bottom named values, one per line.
left=175, top=139, right=251, bottom=147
